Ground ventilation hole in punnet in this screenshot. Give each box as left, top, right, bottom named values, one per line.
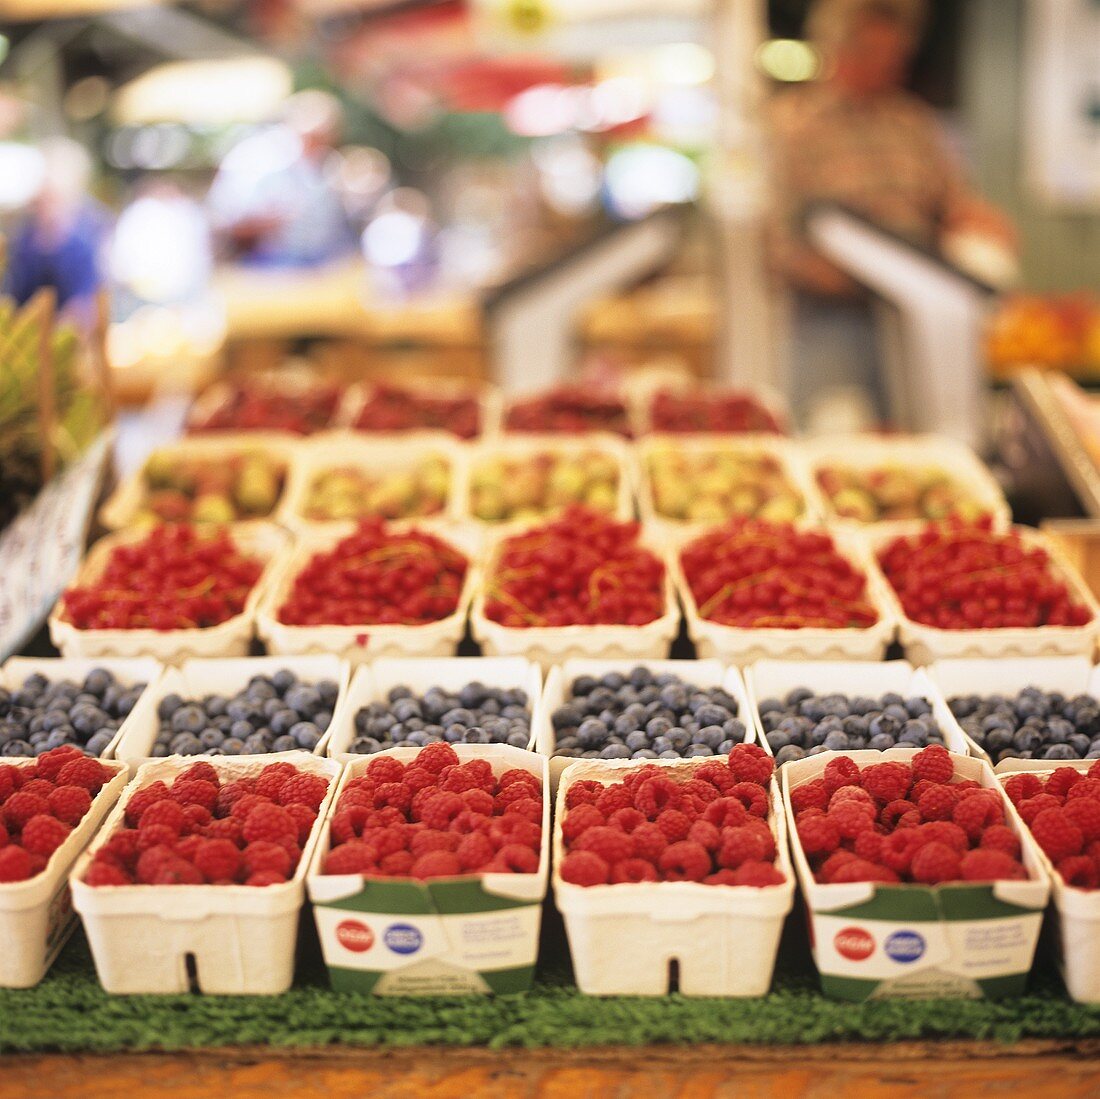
left=185, top=953, right=200, bottom=994
left=668, top=958, right=681, bottom=994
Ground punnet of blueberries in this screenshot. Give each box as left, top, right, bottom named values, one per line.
left=949, top=686, right=1100, bottom=762
left=350, top=681, right=531, bottom=754
left=757, top=688, right=945, bottom=765
left=152, top=669, right=337, bottom=756
left=0, top=668, right=146, bottom=758
left=550, top=666, right=745, bottom=760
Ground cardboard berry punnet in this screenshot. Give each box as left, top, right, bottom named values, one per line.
left=553, top=756, right=795, bottom=996
left=783, top=748, right=1050, bottom=1001
left=70, top=751, right=341, bottom=995
left=307, top=743, right=550, bottom=996
left=0, top=757, right=129, bottom=988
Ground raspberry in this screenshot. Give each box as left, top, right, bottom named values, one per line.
left=411, top=851, right=462, bottom=878
left=960, top=849, right=1027, bottom=882
left=242, top=803, right=296, bottom=845
left=1057, top=855, right=1099, bottom=889
left=980, top=825, right=1021, bottom=858
left=34, top=746, right=83, bottom=782
left=1067, top=779, right=1100, bottom=803
left=1063, top=798, right=1100, bottom=844
left=1018, top=793, right=1064, bottom=825
left=952, top=792, right=1004, bottom=840
left=726, top=743, right=773, bottom=786
left=21, top=815, right=71, bottom=858
left=576, top=826, right=633, bottom=864
left=184, top=837, right=239, bottom=883
left=138, top=799, right=186, bottom=836
left=919, top=820, right=969, bottom=853
left=450, top=810, right=492, bottom=836
left=410, top=830, right=459, bottom=859
left=830, top=785, right=875, bottom=808
left=594, top=785, right=634, bottom=818
left=417, top=791, right=464, bottom=830
left=168, top=779, right=218, bottom=813
left=0, top=846, right=32, bottom=882
left=717, top=826, right=767, bottom=869
left=828, top=801, right=876, bottom=841
left=1046, top=768, right=1083, bottom=799
left=135, top=845, right=182, bottom=884
left=99, top=830, right=140, bottom=867
left=916, top=785, right=958, bottom=822
left=3, top=791, right=48, bottom=831
left=610, top=858, right=659, bottom=883
left=459, top=789, right=494, bottom=817
left=819, top=850, right=859, bottom=882
left=797, top=815, right=840, bottom=857
left=854, top=831, right=885, bottom=863
left=373, top=782, right=413, bottom=813
left=861, top=762, right=912, bottom=804
left=911, top=744, right=953, bottom=784
left=694, top=761, right=734, bottom=794
left=1002, top=773, right=1042, bottom=805
left=745, top=818, right=777, bottom=861
left=564, top=780, right=603, bottom=809
left=215, top=780, right=256, bottom=817
left=242, top=840, right=293, bottom=878
left=729, top=782, right=768, bottom=818
left=230, top=793, right=273, bottom=821
left=493, top=816, right=541, bottom=849
left=279, top=802, right=314, bottom=843
left=630, top=822, right=667, bottom=864
left=367, top=824, right=409, bottom=858
left=175, top=834, right=204, bottom=863
left=560, top=850, right=609, bottom=885
left=46, top=785, right=92, bottom=827
left=680, top=779, right=719, bottom=808
left=182, top=804, right=212, bottom=832
left=733, top=861, right=785, bottom=887
left=205, top=817, right=244, bottom=845
left=367, top=807, right=405, bottom=830
left=503, top=797, right=542, bottom=824
left=56, top=757, right=109, bottom=794
left=499, top=768, right=539, bottom=792
left=416, top=742, right=459, bottom=773
left=456, top=832, right=495, bottom=871
left=137, top=824, right=179, bottom=851
left=632, top=775, right=679, bottom=818
left=603, top=808, right=642, bottom=835
left=881, top=799, right=921, bottom=829
left=1090, top=759, right=1100, bottom=782
left=325, top=841, right=379, bottom=875
left=703, top=797, right=749, bottom=829
left=829, top=859, right=900, bottom=885
left=399, top=768, right=434, bottom=796
left=789, top=779, right=828, bottom=815
left=494, top=844, right=540, bottom=873
left=20, top=779, right=54, bottom=801
left=85, top=861, right=131, bottom=886
left=1030, top=808, right=1084, bottom=862
left=823, top=755, right=860, bottom=795
left=378, top=850, right=415, bottom=876
left=0, top=821, right=7, bottom=848
left=247, top=870, right=288, bottom=887
left=910, top=841, right=962, bottom=884
left=366, top=756, right=406, bottom=783
left=0, top=766, right=21, bottom=800
left=881, top=829, right=923, bottom=874
left=704, top=869, right=741, bottom=885
left=253, top=763, right=297, bottom=800
left=654, top=809, right=691, bottom=843
left=658, top=840, right=711, bottom=882
left=687, top=819, right=721, bottom=852
left=179, top=762, right=219, bottom=786
left=443, top=761, right=494, bottom=795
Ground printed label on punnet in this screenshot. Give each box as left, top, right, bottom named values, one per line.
left=315, top=905, right=540, bottom=972
left=812, top=913, right=1041, bottom=981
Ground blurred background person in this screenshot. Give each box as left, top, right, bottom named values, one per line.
left=206, top=88, right=355, bottom=269
left=4, top=136, right=109, bottom=325
left=768, top=0, right=1017, bottom=430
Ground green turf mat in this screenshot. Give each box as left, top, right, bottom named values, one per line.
left=3, top=916, right=1100, bottom=1054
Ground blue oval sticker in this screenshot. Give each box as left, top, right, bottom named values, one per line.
left=884, top=930, right=925, bottom=964
left=383, top=923, right=423, bottom=955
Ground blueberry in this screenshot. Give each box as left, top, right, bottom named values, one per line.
left=171, top=705, right=206, bottom=735
left=200, top=729, right=224, bottom=749
left=290, top=722, right=321, bottom=749
left=352, top=736, right=382, bottom=754
left=392, top=698, right=422, bottom=723
left=314, top=710, right=333, bottom=731
left=262, top=696, right=284, bottom=719
left=203, top=695, right=228, bottom=718
left=685, top=744, right=713, bottom=757
left=869, top=733, right=895, bottom=751
left=230, top=720, right=254, bottom=741
left=507, top=731, right=530, bottom=748
left=651, top=735, right=673, bottom=755
left=572, top=676, right=598, bottom=696
left=657, top=750, right=680, bottom=760
left=717, top=739, right=735, bottom=754
left=285, top=686, right=321, bottom=717
left=1013, top=727, right=1043, bottom=753
left=775, top=744, right=806, bottom=765
left=2, top=740, right=32, bottom=756
left=577, top=719, right=609, bottom=748
left=631, top=749, right=659, bottom=759
left=85, top=731, right=113, bottom=757
left=273, top=735, right=297, bottom=752
left=1043, top=744, right=1077, bottom=760
left=600, top=743, right=631, bottom=759
left=269, top=709, right=299, bottom=736
left=552, top=705, right=584, bottom=730
left=646, top=716, right=672, bottom=739
left=244, top=733, right=270, bottom=754
left=1069, top=734, right=1092, bottom=758
left=625, top=730, right=648, bottom=752
left=170, top=733, right=203, bottom=756
left=823, top=730, right=849, bottom=751
left=984, top=728, right=1014, bottom=753
left=272, top=668, right=298, bottom=694
left=222, top=737, right=245, bottom=754
left=247, top=680, right=277, bottom=703
left=767, top=730, right=792, bottom=752
left=697, top=725, right=726, bottom=750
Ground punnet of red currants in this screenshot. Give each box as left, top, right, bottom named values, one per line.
left=61, top=526, right=265, bottom=631
left=876, top=518, right=1092, bottom=630
left=189, top=382, right=341, bottom=435
left=352, top=382, right=481, bottom=439
left=277, top=518, right=468, bottom=627
left=648, top=388, right=783, bottom=434
left=679, top=518, right=879, bottom=629
left=484, top=506, right=666, bottom=628
left=505, top=386, right=631, bottom=437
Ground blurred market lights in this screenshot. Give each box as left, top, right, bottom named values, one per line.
left=756, top=39, right=820, bottom=83
left=361, top=188, right=439, bottom=294
left=532, top=136, right=602, bottom=216
left=604, top=143, right=699, bottom=219
left=63, top=76, right=111, bottom=122
left=0, top=143, right=44, bottom=211
left=651, top=43, right=715, bottom=86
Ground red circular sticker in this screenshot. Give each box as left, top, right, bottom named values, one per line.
left=834, top=926, right=875, bottom=961
left=336, top=919, right=375, bottom=953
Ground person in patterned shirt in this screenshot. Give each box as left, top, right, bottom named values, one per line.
left=768, top=0, right=1014, bottom=427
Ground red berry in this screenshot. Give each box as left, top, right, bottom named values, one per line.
left=85, top=861, right=132, bottom=886
left=1056, top=855, right=1099, bottom=889
left=21, top=815, right=71, bottom=858
left=732, top=861, right=786, bottom=887
left=48, top=785, right=93, bottom=826
left=910, top=842, right=962, bottom=884
left=658, top=840, right=711, bottom=882
left=1030, top=808, right=1084, bottom=862
left=411, top=851, right=462, bottom=878
left=960, top=849, right=1027, bottom=882
left=861, top=762, right=912, bottom=804
left=911, top=745, right=953, bottom=785
left=3, top=792, right=49, bottom=831
left=241, top=803, right=296, bottom=845
left=0, top=845, right=33, bottom=882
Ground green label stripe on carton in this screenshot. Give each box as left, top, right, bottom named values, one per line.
left=322, top=878, right=536, bottom=916
left=824, top=884, right=1039, bottom=923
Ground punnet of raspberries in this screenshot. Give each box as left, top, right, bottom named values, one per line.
left=0, top=746, right=113, bottom=883
left=484, top=506, right=666, bottom=628
left=84, top=761, right=332, bottom=887
left=792, top=745, right=1030, bottom=886
left=1002, top=761, right=1100, bottom=889
left=558, top=743, right=786, bottom=887
left=277, top=519, right=468, bottom=627
left=322, top=743, right=543, bottom=878
left=62, top=526, right=265, bottom=632
left=680, top=519, right=880, bottom=630
left=876, top=518, right=1092, bottom=631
